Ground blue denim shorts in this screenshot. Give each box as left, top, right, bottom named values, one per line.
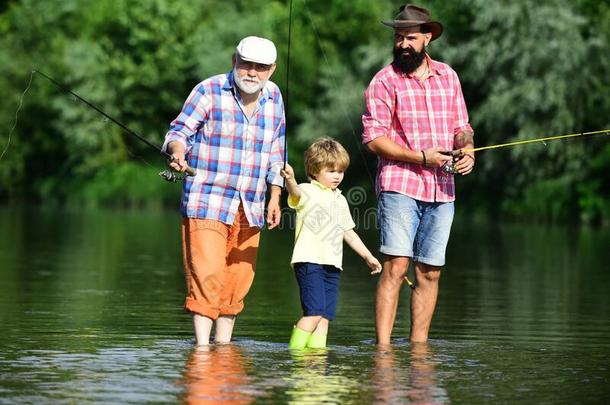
left=294, top=262, right=341, bottom=320
left=377, top=192, right=454, bottom=266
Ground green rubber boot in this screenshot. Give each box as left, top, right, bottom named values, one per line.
left=306, top=332, right=327, bottom=349
left=289, top=326, right=312, bottom=349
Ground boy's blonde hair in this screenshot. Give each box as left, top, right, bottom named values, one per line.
left=303, top=137, right=350, bottom=179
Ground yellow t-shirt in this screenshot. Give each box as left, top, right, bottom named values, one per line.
left=288, top=180, right=356, bottom=270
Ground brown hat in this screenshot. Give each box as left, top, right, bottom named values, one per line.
left=382, top=4, right=443, bottom=41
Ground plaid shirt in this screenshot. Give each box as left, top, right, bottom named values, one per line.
left=362, top=56, right=473, bottom=202
left=163, top=71, right=285, bottom=228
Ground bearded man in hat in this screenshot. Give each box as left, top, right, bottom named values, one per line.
left=362, top=5, right=475, bottom=344
left=164, top=36, right=285, bottom=346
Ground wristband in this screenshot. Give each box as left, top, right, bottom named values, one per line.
left=421, top=151, right=426, bottom=166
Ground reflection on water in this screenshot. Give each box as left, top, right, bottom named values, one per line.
left=406, top=343, right=447, bottom=404
left=373, top=343, right=448, bottom=405
left=1, top=207, right=609, bottom=403
left=182, top=344, right=254, bottom=404
left=284, top=349, right=359, bottom=403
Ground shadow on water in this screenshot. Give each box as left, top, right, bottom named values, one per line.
left=1, top=206, right=609, bottom=403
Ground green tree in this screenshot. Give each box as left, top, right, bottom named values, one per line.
left=0, top=0, right=608, bottom=223
left=440, top=0, right=610, bottom=224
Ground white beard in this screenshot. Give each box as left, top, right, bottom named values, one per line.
left=233, top=69, right=266, bottom=94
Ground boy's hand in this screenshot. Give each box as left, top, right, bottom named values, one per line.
left=280, top=162, right=301, bottom=200
left=280, top=163, right=295, bottom=180
left=366, top=255, right=382, bottom=275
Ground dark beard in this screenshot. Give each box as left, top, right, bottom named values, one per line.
left=392, top=45, right=426, bottom=74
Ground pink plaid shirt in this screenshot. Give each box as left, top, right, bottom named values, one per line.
left=362, top=56, right=473, bottom=202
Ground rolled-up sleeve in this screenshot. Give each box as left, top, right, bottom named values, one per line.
left=452, top=73, right=473, bottom=136
left=266, top=105, right=286, bottom=187
left=162, top=83, right=210, bottom=153
left=362, top=77, right=395, bottom=144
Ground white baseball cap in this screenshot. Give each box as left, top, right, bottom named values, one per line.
left=235, top=36, right=277, bottom=65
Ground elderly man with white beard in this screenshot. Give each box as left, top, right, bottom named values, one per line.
left=163, top=36, right=286, bottom=346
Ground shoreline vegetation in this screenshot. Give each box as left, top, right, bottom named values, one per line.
left=1, top=0, right=609, bottom=225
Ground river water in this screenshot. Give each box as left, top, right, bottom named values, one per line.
left=1, top=206, right=608, bottom=403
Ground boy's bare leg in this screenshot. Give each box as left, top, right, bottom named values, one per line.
left=193, top=314, right=214, bottom=346
left=375, top=256, right=409, bottom=345
left=311, top=318, right=329, bottom=336
left=410, top=262, right=441, bottom=343
left=214, top=315, right=236, bottom=343
left=296, top=315, right=322, bottom=332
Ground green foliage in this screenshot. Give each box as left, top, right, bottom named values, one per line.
left=0, top=0, right=608, bottom=224
left=438, top=0, right=610, bottom=223
left=75, top=162, right=180, bottom=209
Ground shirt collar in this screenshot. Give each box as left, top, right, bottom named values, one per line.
left=426, top=55, right=446, bottom=76
left=310, top=179, right=342, bottom=194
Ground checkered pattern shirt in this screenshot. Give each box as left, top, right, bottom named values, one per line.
left=163, top=71, right=285, bottom=228
left=362, top=56, right=473, bottom=202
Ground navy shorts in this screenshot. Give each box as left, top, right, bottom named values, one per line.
left=294, top=262, right=341, bottom=320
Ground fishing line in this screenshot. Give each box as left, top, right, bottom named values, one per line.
left=6, top=69, right=194, bottom=181
left=33, top=70, right=168, bottom=157
left=92, top=103, right=157, bottom=170
left=0, top=70, right=34, bottom=163
left=302, top=0, right=376, bottom=186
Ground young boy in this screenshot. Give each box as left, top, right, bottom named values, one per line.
left=281, top=137, right=382, bottom=349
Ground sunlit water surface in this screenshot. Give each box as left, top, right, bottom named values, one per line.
left=1, top=206, right=609, bottom=403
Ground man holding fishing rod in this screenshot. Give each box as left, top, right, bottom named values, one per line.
left=362, top=4, right=475, bottom=344
left=163, top=36, right=285, bottom=346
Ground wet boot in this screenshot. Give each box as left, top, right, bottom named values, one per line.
left=289, top=326, right=311, bottom=349
left=306, top=332, right=327, bottom=349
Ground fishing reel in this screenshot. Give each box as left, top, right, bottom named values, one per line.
left=440, top=150, right=464, bottom=174
left=159, top=169, right=188, bottom=182
left=159, top=161, right=196, bottom=182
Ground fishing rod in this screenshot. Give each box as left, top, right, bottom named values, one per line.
left=284, top=0, right=293, bottom=172
left=440, top=128, right=610, bottom=174
left=467, top=129, right=609, bottom=154
left=402, top=128, right=610, bottom=287
left=32, top=69, right=195, bottom=181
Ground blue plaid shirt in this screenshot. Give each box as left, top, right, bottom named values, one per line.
left=163, top=71, right=286, bottom=228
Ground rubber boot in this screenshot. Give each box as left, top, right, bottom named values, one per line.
left=289, top=326, right=312, bottom=349
left=306, top=332, right=327, bottom=349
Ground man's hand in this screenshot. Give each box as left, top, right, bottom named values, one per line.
left=167, top=141, right=189, bottom=172
left=169, top=153, right=189, bottom=172
left=266, top=198, right=281, bottom=229
left=453, top=130, right=475, bottom=175
left=422, top=146, right=452, bottom=167
left=266, top=184, right=282, bottom=229
left=454, top=152, right=475, bottom=175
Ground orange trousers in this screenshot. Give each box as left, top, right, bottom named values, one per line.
left=181, top=206, right=260, bottom=320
